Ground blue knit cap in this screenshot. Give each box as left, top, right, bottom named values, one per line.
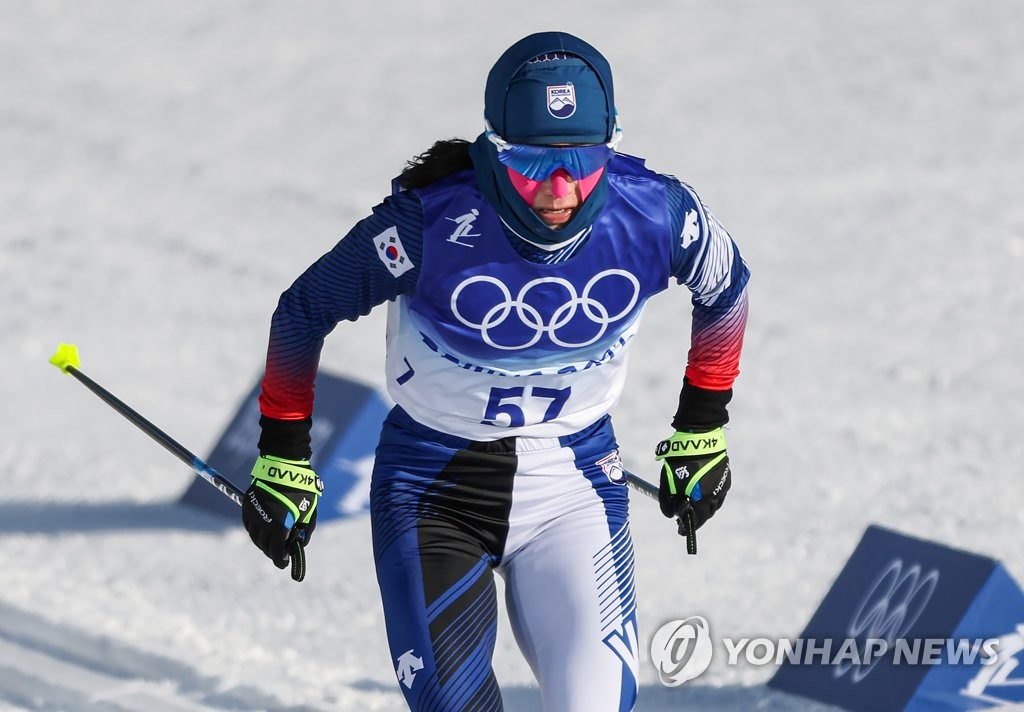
left=485, top=32, right=615, bottom=145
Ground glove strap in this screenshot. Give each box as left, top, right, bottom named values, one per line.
left=655, top=428, right=728, bottom=461
left=251, top=455, right=323, bottom=494
left=684, top=508, right=697, bottom=555
left=290, top=539, right=306, bottom=582
left=672, top=503, right=698, bottom=555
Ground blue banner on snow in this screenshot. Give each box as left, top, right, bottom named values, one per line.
left=179, top=371, right=391, bottom=521
left=769, top=525, right=1024, bottom=711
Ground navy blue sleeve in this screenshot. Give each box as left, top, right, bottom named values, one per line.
left=259, top=190, right=424, bottom=419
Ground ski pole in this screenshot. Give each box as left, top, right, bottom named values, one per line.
left=625, top=471, right=658, bottom=501
left=48, top=343, right=307, bottom=581
left=626, top=469, right=696, bottom=555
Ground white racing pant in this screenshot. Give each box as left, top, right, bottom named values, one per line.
left=370, top=406, right=638, bottom=712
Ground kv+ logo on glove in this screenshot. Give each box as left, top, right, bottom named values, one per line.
left=655, top=427, right=731, bottom=554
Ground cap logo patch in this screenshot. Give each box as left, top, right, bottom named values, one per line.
left=547, top=83, right=576, bottom=119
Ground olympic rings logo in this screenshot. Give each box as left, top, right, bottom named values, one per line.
left=834, top=558, right=940, bottom=683
left=450, top=269, right=641, bottom=350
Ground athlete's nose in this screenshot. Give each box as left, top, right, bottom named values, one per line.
left=550, top=169, right=571, bottom=199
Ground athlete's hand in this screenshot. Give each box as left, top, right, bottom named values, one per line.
left=654, top=428, right=731, bottom=552
left=242, top=455, right=323, bottom=574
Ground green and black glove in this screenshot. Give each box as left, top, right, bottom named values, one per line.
left=655, top=427, right=731, bottom=554
left=242, top=454, right=323, bottom=580
left=654, top=378, right=735, bottom=555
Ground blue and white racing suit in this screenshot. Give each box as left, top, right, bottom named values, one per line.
left=259, top=154, right=749, bottom=711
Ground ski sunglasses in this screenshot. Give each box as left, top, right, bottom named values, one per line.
left=485, top=120, right=622, bottom=181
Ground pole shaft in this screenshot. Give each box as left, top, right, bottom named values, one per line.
left=61, top=358, right=658, bottom=536
left=626, top=470, right=659, bottom=500
left=66, top=365, right=244, bottom=506
left=67, top=366, right=192, bottom=466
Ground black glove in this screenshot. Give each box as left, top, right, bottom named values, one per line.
left=242, top=454, right=323, bottom=581
left=654, top=428, right=731, bottom=554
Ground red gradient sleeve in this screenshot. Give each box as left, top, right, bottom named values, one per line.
left=685, top=288, right=748, bottom=390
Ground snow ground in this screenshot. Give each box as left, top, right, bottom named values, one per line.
left=2, top=1, right=1022, bottom=710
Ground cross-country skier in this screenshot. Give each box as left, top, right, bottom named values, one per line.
left=242, top=31, right=749, bottom=711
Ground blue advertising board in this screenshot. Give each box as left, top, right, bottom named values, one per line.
left=179, top=371, right=391, bottom=521
left=769, top=525, right=1024, bottom=711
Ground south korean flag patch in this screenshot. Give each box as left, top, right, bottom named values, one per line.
left=373, top=226, right=413, bottom=277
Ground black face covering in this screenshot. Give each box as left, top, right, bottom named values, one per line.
left=469, top=134, right=609, bottom=247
